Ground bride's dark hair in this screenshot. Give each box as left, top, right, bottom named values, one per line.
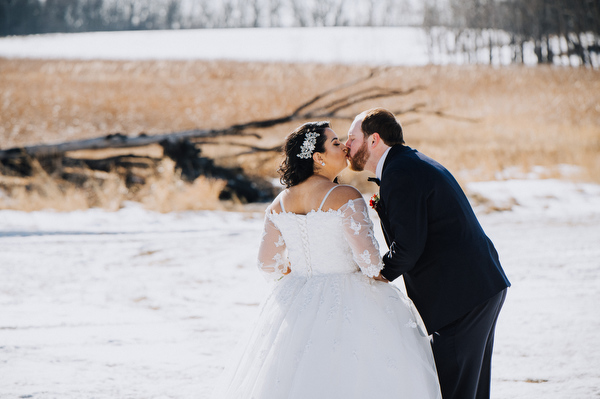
left=278, top=121, right=330, bottom=188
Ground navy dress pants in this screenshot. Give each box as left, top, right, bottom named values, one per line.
left=431, top=288, right=507, bottom=399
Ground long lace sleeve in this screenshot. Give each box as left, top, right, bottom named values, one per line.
left=340, top=198, right=384, bottom=278
left=257, top=213, right=290, bottom=281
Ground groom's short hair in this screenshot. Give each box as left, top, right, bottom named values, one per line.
left=361, top=108, right=404, bottom=146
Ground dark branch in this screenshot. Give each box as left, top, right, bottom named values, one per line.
left=291, top=68, right=380, bottom=116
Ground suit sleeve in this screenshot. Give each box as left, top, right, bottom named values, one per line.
left=380, top=168, right=429, bottom=282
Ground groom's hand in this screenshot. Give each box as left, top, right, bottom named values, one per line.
left=373, top=273, right=389, bottom=283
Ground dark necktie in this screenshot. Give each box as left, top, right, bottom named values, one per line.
left=367, top=177, right=380, bottom=186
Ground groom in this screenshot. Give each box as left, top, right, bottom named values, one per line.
left=346, top=108, right=510, bottom=399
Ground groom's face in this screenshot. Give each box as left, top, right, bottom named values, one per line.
left=346, top=117, right=370, bottom=172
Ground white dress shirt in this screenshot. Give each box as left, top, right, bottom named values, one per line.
left=376, top=147, right=391, bottom=180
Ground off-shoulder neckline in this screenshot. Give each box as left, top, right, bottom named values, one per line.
left=268, top=197, right=364, bottom=217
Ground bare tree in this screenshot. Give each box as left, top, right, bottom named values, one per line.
left=311, top=0, right=344, bottom=27
left=165, top=0, right=181, bottom=29
left=424, top=0, right=599, bottom=67
left=289, top=0, right=310, bottom=27
left=267, top=0, right=282, bottom=27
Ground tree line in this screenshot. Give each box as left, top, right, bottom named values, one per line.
left=423, top=0, right=600, bottom=67
left=0, top=0, right=418, bottom=35
left=1, top=0, right=598, bottom=67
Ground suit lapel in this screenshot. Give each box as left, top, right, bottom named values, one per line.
left=376, top=198, right=392, bottom=247
left=377, top=145, right=407, bottom=248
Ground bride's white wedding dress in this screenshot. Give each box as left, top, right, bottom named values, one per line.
left=213, top=186, right=441, bottom=399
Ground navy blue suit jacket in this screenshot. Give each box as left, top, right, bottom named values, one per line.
left=376, top=145, right=510, bottom=334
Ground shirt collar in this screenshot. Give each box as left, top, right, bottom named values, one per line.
left=376, top=147, right=391, bottom=180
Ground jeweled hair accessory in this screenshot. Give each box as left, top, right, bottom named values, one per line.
left=296, top=131, right=320, bottom=159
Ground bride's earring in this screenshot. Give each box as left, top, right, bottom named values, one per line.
left=321, top=162, right=325, bottom=166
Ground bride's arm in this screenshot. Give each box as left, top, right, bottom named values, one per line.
left=340, top=197, right=385, bottom=279
left=257, top=212, right=290, bottom=281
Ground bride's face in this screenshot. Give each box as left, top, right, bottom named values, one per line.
left=319, top=128, right=348, bottom=174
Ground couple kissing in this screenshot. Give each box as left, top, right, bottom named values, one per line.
left=213, top=108, right=510, bottom=399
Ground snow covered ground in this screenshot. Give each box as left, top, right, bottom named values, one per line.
left=0, top=27, right=431, bottom=65
left=1, top=178, right=600, bottom=398
left=1, top=28, right=599, bottom=398
left=0, top=26, right=553, bottom=66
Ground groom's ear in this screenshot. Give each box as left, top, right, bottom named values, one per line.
left=370, top=133, right=381, bottom=148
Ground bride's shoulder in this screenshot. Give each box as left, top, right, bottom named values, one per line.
left=265, top=191, right=285, bottom=214
left=325, top=185, right=365, bottom=211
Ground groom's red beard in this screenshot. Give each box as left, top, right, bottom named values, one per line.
left=348, top=142, right=369, bottom=171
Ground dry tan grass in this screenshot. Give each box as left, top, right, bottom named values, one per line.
left=1, top=59, right=598, bottom=211
left=0, top=157, right=225, bottom=212
left=136, top=158, right=226, bottom=212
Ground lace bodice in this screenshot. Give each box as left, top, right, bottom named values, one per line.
left=258, top=193, right=383, bottom=281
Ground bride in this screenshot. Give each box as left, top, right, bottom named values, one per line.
left=212, top=122, right=441, bottom=398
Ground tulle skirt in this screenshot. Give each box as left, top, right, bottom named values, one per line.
left=212, top=272, right=441, bottom=399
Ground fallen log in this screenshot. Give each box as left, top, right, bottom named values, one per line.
left=0, top=129, right=259, bottom=160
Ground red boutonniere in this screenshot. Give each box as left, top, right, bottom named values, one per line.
left=369, top=193, right=380, bottom=211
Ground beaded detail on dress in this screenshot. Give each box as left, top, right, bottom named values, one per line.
left=258, top=197, right=383, bottom=281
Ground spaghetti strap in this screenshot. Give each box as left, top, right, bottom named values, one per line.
left=318, top=185, right=343, bottom=211
left=279, top=195, right=287, bottom=213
